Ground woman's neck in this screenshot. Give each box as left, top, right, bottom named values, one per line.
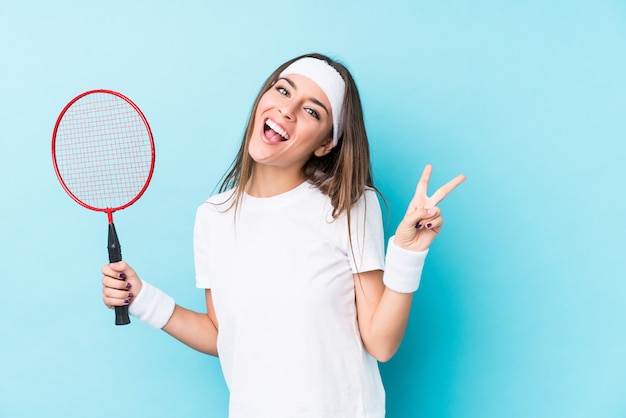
left=245, top=165, right=306, bottom=198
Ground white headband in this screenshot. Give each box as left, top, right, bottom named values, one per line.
left=279, top=57, right=345, bottom=147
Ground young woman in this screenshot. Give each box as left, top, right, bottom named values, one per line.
left=101, top=53, right=465, bottom=417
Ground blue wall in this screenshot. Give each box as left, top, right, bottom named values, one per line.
left=1, top=1, right=624, bottom=417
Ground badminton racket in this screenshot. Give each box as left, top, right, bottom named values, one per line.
left=52, top=89, right=155, bottom=325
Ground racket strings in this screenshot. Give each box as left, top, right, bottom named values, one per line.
left=54, top=93, right=153, bottom=210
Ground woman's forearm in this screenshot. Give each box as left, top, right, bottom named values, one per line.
left=355, top=270, right=414, bottom=362
left=162, top=305, right=219, bottom=356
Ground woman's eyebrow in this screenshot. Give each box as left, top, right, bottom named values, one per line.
left=280, top=76, right=330, bottom=115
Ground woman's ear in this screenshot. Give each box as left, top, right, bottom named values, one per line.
left=313, top=137, right=334, bottom=157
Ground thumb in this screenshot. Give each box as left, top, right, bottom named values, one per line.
left=108, top=261, right=129, bottom=272
left=401, top=206, right=440, bottom=229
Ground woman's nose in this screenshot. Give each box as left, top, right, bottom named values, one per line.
left=278, top=103, right=296, bottom=120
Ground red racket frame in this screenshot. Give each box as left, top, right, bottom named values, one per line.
left=51, top=89, right=156, bottom=224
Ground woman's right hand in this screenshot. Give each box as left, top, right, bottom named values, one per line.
left=101, top=261, right=143, bottom=310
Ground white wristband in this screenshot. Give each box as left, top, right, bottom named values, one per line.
left=129, top=279, right=175, bottom=329
left=383, top=236, right=429, bottom=293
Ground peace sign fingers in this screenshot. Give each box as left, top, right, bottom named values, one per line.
left=394, top=164, right=466, bottom=252
left=428, top=172, right=466, bottom=207
left=411, top=164, right=466, bottom=208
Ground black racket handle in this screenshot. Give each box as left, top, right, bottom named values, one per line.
left=108, top=223, right=130, bottom=325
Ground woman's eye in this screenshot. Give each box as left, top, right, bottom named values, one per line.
left=276, top=86, right=288, bottom=96
left=305, top=108, right=320, bottom=119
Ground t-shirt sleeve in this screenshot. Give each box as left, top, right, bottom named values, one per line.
left=347, top=189, right=385, bottom=273
left=194, top=203, right=212, bottom=289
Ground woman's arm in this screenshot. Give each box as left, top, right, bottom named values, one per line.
left=355, top=165, right=465, bottom=362
left=102, top=262, right=219, bottom=356
left=162, top=290, right=219, bottom=356
left=354, top=269, right=412, bottom=362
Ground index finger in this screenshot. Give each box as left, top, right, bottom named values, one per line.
left=415, top=164, right=433, bottom=196
left=102, top=261, right=129, bottom=279
left=429, top=174, right=466, bottom=206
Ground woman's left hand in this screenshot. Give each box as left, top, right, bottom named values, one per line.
left=394, top=164, right=466, bottom=252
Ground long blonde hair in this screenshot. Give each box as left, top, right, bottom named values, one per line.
left=218, top=53, right=378, bottom=220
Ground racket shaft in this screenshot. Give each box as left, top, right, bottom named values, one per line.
left=108, top=223, right=130, bottom=325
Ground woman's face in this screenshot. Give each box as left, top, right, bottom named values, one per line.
left=248, top=74, right=334, bottom=171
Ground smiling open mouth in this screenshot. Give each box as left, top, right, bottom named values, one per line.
left=264, top=119, right=290, bottom=142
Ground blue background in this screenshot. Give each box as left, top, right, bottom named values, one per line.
left=1, top=1, right=624, bottom=417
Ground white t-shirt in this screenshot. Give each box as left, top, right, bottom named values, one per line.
left=194, top=181, right=386, bottom=418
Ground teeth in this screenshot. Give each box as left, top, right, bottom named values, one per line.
left=266, top=119, right=289, bottom=140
